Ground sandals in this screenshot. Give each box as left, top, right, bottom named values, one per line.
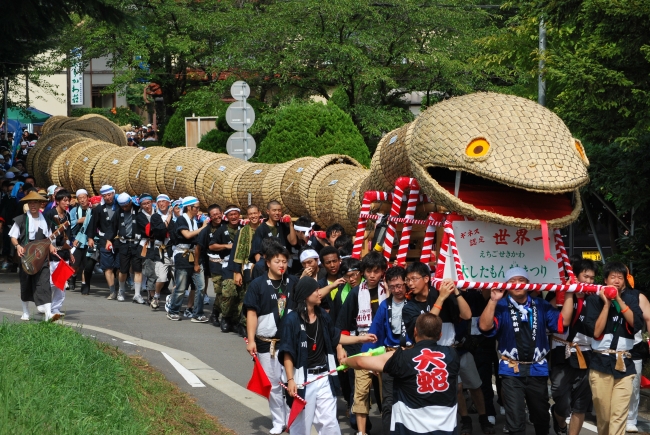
left=479, top=414, right=496, bottom=434
left=460, top=416, right=473, bottom=435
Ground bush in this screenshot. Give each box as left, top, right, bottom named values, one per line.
left=161, top=108, right=190, bottom=148
left=256, top=100, right=370, bottom=166
left=71, top=107, right=142, bottom=127
left=164, top=85, right=269, bottom=150
left=197, top=129, right=230, bottom=154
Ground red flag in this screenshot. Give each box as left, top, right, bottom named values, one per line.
left=246, top=355, right=272, bottom=399
left=52, top=261, right=75, bottom=291
left=641, top=376, right=650, bottom=389
left=286, top=394, right=307, bottom=431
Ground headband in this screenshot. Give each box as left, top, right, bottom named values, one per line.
left=139, top=193, right=153, bottom=203
left=224, top=207, right=241, bottom=216
left=156, top=194, right=170, bottom=203
left=182, top=196, right=199, bottom=208
left=76, top=189, right=88, bottom=197
left=294, top=225, right=312, bottom=233
left=300, top=249, right=319, bottom=264
left=116, top=192, right=132, bottom=205
left=100, top=185, right=115, bottom=195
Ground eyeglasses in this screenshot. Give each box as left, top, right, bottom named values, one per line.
left=405, top=276, right=424, bottom=284
left=388, top=284, right=405, bottom=291
left=345, top=271, right=360, bottom=279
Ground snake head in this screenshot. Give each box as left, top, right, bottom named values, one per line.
left=407, top=93, right=589, bottom=229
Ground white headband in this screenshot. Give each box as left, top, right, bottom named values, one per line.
left=224, top=207, right=241, bottom=215
left=300, top=249, right=319, bottom=264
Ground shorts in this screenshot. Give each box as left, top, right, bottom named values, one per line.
left=117, top=242, right=143, bottom=274
left=457, top=352, right=482, bottom=390
left=142, top=258, right=157, bottom=291
left=99, top=246, right=120, bottom=270
left=154, top=256, right=172, bottom=282
left=550, top=362, right=591, bottom=415
left=352, top=369, right=373, bottom=415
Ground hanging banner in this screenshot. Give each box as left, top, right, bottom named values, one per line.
left=450, top=221, right=562, bottom=284
left=70, top=49, right=83, bottom=106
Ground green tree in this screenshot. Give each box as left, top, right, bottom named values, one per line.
left=226, top=0, right=501, bottom=149
left=256, top=100, right=370, bottom=166
left=479, top=1, right=650, bottom=287
left=56, top=0, right=234, bottom=127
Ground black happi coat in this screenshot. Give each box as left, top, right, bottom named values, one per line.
left=584, top=289, right=644, bottom=378
left=278, top=307, right=342, bottom=401
left=135, top=210, right=167, bottom=260
left=383, top=339, right=460, bottom=435
left=92, top=201, right=118, bottom=243
left=43, top=207, right=72, bottom=262
left=242, top=274, right=298, bottom=353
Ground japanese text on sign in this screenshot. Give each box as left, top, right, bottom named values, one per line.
left=70, top=49, right=84, bottom=106
left=450, top=221, right=561, bottom=284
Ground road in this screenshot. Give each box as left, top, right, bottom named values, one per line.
left=0, top=272, right=647, bottom=434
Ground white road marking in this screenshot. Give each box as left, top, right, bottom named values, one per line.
left=0, top=307, right=270, bottom=416
left=123, top=341, right=137, bottom=345
left=582, top=421, right=598, bottom=432
left=161, top=352, right=205, bottom=387
left=0, top=306, right=601, bottom=434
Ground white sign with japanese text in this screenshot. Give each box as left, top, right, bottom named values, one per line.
left=70, top=49, right=83, bottom=105
left=449, top=221, right=561, bottom=284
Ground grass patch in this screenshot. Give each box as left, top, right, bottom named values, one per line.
left=0, top=321, right=234, bottom=435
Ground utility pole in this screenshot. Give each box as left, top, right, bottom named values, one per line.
left=3, top=77, right=8, bottom=141
left=25, top=67, right=29, bottom=107
left=538, top=18, right=546, bottom=106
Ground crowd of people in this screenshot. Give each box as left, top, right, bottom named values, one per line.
left=1, top=136, right=649, bottom=435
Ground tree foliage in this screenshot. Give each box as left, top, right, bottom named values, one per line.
left=226, top=0, right=501, bottom=147
left=55, top=0, right=501, bottom=150
left=478, top=0, right=650, bottom=288
left=256, top=101, right=370, bottom=166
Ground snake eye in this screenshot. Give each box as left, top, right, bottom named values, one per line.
left=465, top=138, right=490, bottom=158
left=574, top=139, right=589, bottom=166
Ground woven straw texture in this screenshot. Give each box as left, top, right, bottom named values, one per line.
left=195, top=155, right=242, bottom=206
left=92, top=147, right=141, bottom=195
left=68, top=142, right=117, bottom=193
left=83, top=147, right=120, bottom=196
left=29, top=131, right=83, bottom=183
left=128, top=147, right=169, bottom=196
left=406, top=92, right=589, bottom=228
left=50, top=151, right=69, bottom=188
left=59, top=139, right=98, bottom=190
left=341, top=174, right=368, bottom=234
left=68, top=115, right=127, bottom=146
left=226, top=163, right=270, bottom=208
left=115, top=149, right=144, bottom=195
left=39, top=135, right=92, bottom=186
left=362, top=126, right=401, bottom=193
left=41, top=116, right=68, bottom=136
left=279, top=157, right=316, bottom=217
left=27, top=92, right=590, bottom=231
left=160, top=148, right=223, bottom=200
left=362, top=123, right=414, bottom=194
left=149, top=148, right=186, bottom=198
left=298, top=155, right=363, bottom=208
left=261, top=160, right=294, bottom=212
left=307, top=164, right=350, bottom=230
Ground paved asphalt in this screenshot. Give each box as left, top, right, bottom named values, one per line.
left=0, top=271, right=648, bottom=435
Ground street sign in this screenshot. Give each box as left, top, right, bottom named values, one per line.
left=226, top=132, right=256, bottom=160
left=227, top=80, right=255, bottom=160
left=231, top=81, right=250, bottom=101
left=582, top=250, right=602, bottom=262
left=225, top=101, right=255, bottom=131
